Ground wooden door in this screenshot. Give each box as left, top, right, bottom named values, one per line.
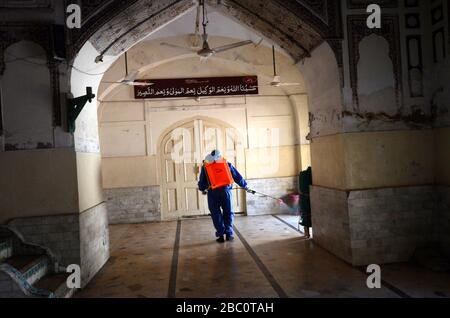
left=161, top=119, right=245, bottom=219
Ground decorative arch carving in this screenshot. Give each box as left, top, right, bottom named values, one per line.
left=0, top=23, right=61, bottom=126
left=69, top=0, right=343, bottom=64
left=0, top=23, right=52, bottom=75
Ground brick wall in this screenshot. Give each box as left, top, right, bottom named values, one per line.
left=246, top=177, right=298, bottom=216
left=311, top=185, right=439, bottom=266
left=438, top=186, right=450, bottom=258
left=348, top=186, right=438, bottom=265
left=8, top=215, right=80, bottom=266
left=310, top=186, right=352, bottom=263
left=104, top=186, right=161, bottom=224
left=80, top=203, right=110, bottom=287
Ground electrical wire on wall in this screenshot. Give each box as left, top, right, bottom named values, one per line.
left=4, top=51, right=108, bottom=77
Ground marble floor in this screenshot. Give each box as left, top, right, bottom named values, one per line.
left=77, top=215, right=450, bottom=298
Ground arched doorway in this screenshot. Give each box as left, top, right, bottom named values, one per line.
left=63, top=0, right=347, bottom=288
left=159, top=117, right=246, bottom=220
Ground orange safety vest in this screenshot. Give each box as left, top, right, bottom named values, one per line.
left=204, top=159, right=234, bottom=190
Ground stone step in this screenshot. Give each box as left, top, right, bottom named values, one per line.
left=34, top=273, right=75, bottom=298
left=0, top=238, right=13, bottom=262
left=3, top=255, right=51, bottom=286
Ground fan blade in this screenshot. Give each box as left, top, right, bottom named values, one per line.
left=101, top=81, right=122, bottom=84
left=123, top=70, right=139, bottom=82
left=279, top=83, right=302, bottom=86
left=128, top=81, right=154, bottom=87
left=160, top=42, right=197, bottom=53
left=101, top=80, right=154, bottom=87
left=212, top=40, right=253, bottom=54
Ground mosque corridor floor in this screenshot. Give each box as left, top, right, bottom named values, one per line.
left=77, top=215, right=450, bottom=298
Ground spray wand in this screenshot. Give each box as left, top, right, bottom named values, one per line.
left=233, top=187, right=287, bottom=205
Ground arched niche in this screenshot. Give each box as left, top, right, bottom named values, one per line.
left=1, top=40, right=54, bottom=150
left=357, top=34, right=396, bottom=115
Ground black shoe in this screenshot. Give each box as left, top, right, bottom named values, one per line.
left=226, top=235, right=234, bottom=241
left=216, top=236, right=225, bottom=243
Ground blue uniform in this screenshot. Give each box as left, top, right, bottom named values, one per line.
left=198, top=162, right=247, bottom=238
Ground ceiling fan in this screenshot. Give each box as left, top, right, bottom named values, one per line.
left=266, top=45, right=302, bottom=87
left=101, top=52, right=153, bottom=87
left=161, top=3, right=202, bottom=50
left=160, top=0, right=253, bottom=61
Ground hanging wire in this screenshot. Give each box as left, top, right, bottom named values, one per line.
left=70, top=65, right=108, bottom=76
left=201, top=0, right=209, bottom=34
left=194, top=2, right=201, bottom=35
left=4, top=51, right=108, bottom=76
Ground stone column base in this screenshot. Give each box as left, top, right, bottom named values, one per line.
left=438, top=186, right=450, bottom=258
left=311, top=185, right=439, bottom=266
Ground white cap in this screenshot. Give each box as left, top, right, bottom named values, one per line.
left=204, top=154, right=214, bottom=163
left=211, top=150, right=222, bottom=161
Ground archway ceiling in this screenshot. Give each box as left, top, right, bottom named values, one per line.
left=143, top=8, right=287, bottom=55
left=97, top=36, right=307, bottom=101
left=72, top=0, right=342, bottom=63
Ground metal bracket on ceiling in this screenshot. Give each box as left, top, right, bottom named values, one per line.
left=66, top=87, right=95, bottom=134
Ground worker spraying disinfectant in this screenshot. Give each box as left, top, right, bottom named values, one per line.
left=198, top=149, right=296, bottom=243
left=198, top=150, right=250, bottom=243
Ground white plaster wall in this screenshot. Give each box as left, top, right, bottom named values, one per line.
left=289, top=94, right=310, bottom=145
left=70, top=43, right=117, bottom=215
left=298, top=43, right=343, bottom=138
left=0, top=149, right=79, bottom=224
left=70, top=42, right=119, bottom=153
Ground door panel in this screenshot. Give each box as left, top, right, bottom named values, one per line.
left=167, top=189, right=178, bottom=213
left=161, top=119, right=246, bottom=219
left=185, top=188, right=201, bottom=211
left=165, top=160, right=176, bottom=183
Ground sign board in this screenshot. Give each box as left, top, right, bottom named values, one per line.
left=134, top=76, right=259, bottom=99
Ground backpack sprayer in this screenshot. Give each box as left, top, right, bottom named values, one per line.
left=202, top=159, right=291, bottom=207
